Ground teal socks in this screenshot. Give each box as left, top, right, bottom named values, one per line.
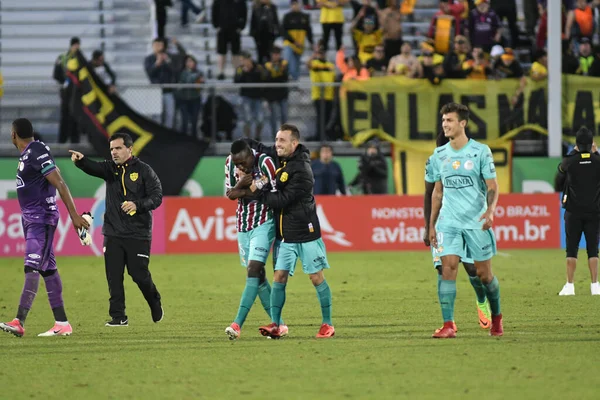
left=270, top=282, right=287, bottom=325
left=233, top=277, right=260, bottom=327
left=439, top=280, right=457, bottom=323
left=468, top=275, right=487, bottom=304
left=483, top=276, right=501, bottom=316
left=258, top=280, right=284, bottom=325
left=315, top=280, right=332, bottom=325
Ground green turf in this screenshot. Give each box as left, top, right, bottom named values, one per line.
left=0, top=250, right=598, bottom=399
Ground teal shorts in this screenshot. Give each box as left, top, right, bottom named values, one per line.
left=435, top=225, right=497, bottom=262
left=431, top=244, right=474, bottom=268
left=273, top=238, right=330, bottom=276
left=237, top=220, right=276, bottom=267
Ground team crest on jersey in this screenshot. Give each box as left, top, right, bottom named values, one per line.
left=129, top=172, right=138, bottom=182
left=280, top=172, right=288, bottom=182
left=464, top=160, right=474, bottom=170
left=452, top=161, right=461, bottom=170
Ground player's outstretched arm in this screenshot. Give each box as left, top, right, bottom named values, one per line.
left=69, top=150, right=111, bottom=179
left=429, top=181, right=443, bottom=247
left=45, top=170, right=90, bottom=231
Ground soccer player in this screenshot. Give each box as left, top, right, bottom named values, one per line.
left=246, top=124, right=334, bottom=339
left=427, top=103, right=503, bottom=338
left=0, top=118, right=89, bottom=337
left=223, top=140, right=288, bottom=339
left=424, top=131, right=492, bottom=332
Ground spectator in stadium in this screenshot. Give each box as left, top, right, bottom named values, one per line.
left=366, top=44, right=388, bottom=76
left=492, top=48, right=526, bottom=106
left=234, top=52, right=266, bottom=140
left=428, top=0, right=465, bottom=39
left=53, top=37, right=80, bottom=144
left=349, top=141, right=388, bottom=194
left=351, top=11, right=384, bottom=64
left=400, top=0, right=417, bottom=34
left=577, top=37, right=595, bottom=75
left=91, top=50, right=117, bottom=94
left=311, top=144, right=347, bottom=195
left=466, top=0, right=501, bottom=53
left=387, top=41, right=420, bottom=77
left=336, top=46, right=371, bottom=81
left=530, top=49, right=548, bottom=81
left=524, top=0, right=539, bottom=37
left=490, top=0, right=520, bottom=47
left=154, top=0, right=173, bottom=39
left=350, top=0, right=380, bottom=52
left=212, top=0, right=248, bottom=80
left=282, top=0, right=314, bottom=81
left=180, top=0, right=205, bottom=27
left=375, top=0, right=403, bottom=63
left=587, top=45, right=600, bottom=76
left=562, top=39, right=580, bottom=74
left=535, top=1, right=548, bottom=51
left=250, top=0, right=281, bottom=64
left=563, top=0, right=577, bottom=41
left=417, top=39, right=445, bottom=81
left=307, top=44, right=336, bottom=140
left=442, top=35, right=472, bottom=79
left=317, top=0, right=347, bottom=52
left=164, top=37, right=189, bottom=81
left=144, top=38, right=176, bottom=129
left=264, top=47, right=290, bottom=137
left=177, top=55, right=204, bottom=137
left=572, top=0, right=594, bottom=41
left=462, top=46, right=492, bottom=80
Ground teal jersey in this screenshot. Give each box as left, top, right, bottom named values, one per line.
left=425, top=139, right=497, bottom=229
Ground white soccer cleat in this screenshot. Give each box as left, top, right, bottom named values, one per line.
left=559, top=283, right=575, bottom=296
left=591, top=282, right=600, bottom=295
left=38, top=322, right=73, bottom=337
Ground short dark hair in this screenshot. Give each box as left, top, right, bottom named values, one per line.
left=440, top=102, right=469, bottom=123
left=152, top=38, right=163, bottom=44
left=319, top=144, right=333, bottom=153
left=92, top=50, right=104, bottom=60
left=12, top=118, right=34, bottom=139
left=230, top=139, right=251, bottom=155
left=110, top=132, right=133, bottom=148
left=280, top=123, right=300, bottom=141
left=70, top=36, right=80, bottom=46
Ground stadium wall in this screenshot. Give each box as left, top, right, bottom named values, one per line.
left=0, top=193, right=563, bottom=257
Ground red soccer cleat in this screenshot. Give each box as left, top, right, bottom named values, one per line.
left=316, top=323, right=335, bottom=338
left=259, top=322, right=280, bottom=339
left=434, top=321, right=458, bottom=334
left=490, top=314, right=503, bottom=336
left=225, top=322, right=241, bottom=340
left=0, top=318, right=25, bottom=337
left=432, top=321, right=456, bottom=338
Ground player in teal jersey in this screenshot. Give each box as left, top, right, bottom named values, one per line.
left=426, top=103, right=503, bottom=338
left=424, top=131, right=492, bottom=333
left=223, top=140, right=287, bottom=340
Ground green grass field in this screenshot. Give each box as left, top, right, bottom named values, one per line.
left=0, top=250, right=598, bottom=399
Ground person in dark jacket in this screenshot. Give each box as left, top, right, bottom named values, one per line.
left=144, top=38, right=176, bottom=129
left=281, top=0, right=313, bottom=80
left=212, top=0, right=248, bottom=80
left=264, top=47, right=289, bottom=137
left=250, top=0, right=280, bottom=64
left=177, top=55, right=204, bottom=137
left=91, top=50, right=117, bottom=93
left=235, top=52, right=266, bottom=139
left=311, top=144, right=346, bottom=195
left=350, top=141, right=388, bottom=194
left=53, top=37, right=80, bottom=144
left=69, top=133, right=164, bottom=327
left=554, top=127, right=600, bottom=296
left=240, top=124, right=335, bottom=339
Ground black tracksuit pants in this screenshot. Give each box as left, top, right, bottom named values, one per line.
left=103, top=236, right=161, bottom=319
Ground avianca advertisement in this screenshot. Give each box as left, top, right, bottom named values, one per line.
left=0, top=193, right=561, bottom=257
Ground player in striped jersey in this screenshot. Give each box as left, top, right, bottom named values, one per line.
left=223, top=140, right=288, bottom=340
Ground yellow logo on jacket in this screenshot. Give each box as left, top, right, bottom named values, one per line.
left=130, top=172, right=139, bottom=182
left=280, top=172, right=288, bottom=182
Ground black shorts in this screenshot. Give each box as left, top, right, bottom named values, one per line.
left=564, top=210, right=600, bottom=258
left=217, top=29, right=241, bottom=55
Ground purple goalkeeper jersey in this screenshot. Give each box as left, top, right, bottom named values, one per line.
left=16, top=141, right=60, bottom=226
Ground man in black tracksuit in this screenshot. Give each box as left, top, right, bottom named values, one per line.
left=69, top=133, right=164, bottom=326
left=241, top=124, right=335, bottom=339
left=555, top=127, right=600, bottom=296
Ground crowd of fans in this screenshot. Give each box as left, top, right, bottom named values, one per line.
left=53, top=1, right=600, bottom=144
